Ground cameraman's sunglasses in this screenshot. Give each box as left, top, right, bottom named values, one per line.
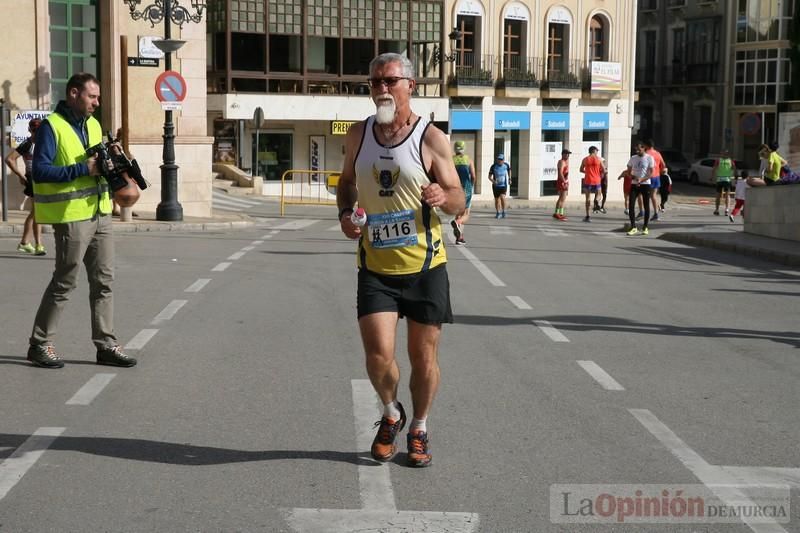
left=367, top=76, right=411, bottom=89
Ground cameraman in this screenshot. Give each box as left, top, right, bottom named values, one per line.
left=27, top=72, right=136, bottom=369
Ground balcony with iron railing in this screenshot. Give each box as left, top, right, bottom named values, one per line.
left=496, top=55, right=541, bottom=97
left=446, top=53, right=496, bottom=96
left=540, top=59, right=583, bottom=95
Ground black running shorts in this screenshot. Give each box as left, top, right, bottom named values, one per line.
left=716, top=181, right=732, bottom=193
left=357, top=264, right=453, bottom=324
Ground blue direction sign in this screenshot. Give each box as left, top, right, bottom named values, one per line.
left=154, top=70, right=187, bottom=103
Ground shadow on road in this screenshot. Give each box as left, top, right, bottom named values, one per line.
left=453, top=314, right=800, bottom=349
left=0, top=433, right=378, bottom=467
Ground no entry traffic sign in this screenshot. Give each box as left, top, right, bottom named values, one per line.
left=155, top=70, right=187, bottom=103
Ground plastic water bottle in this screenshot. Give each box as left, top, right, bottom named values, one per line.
left=350, top=207, right=367, bottom=226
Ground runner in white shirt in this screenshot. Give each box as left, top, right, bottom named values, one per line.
left=626, top=141, right=655, bottom=236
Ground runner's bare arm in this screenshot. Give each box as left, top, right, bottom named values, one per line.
left=337, top=121, right=366, bottom=239
left=421, top=125, right=465, bottom=215
left=469, top=160, right=477, bottom=186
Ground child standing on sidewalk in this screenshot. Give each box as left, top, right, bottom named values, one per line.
left=729, top=170, right=748, bottom=222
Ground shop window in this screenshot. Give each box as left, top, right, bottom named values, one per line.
left=308, top=36, right=339, bottom=74
left=342, top=39, right=374, bottom=75
left=269, top=34, right=302, bottom=73
left=232, top=33, right=266, bottom=71
left=379, top=40, right=408, bottom=55
left=233, top=78, right=268, bottom=92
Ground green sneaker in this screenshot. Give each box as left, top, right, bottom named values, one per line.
left=626, top=227, right=638, bottom=236
left=642, top=227, right=649, bottom=236
left=34, top=244, right=46, bottom=256
left=17, top=243, right=35, bottom=253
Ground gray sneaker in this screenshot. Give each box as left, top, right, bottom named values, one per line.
left=27, top=344, right=65, bottom=369
left=97, top=346, right=137, bottom=367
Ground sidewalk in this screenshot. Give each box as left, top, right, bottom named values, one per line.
left=0, top=209, right=255, bottom=235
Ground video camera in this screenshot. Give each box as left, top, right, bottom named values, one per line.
left=86, top=131, right=148, bottom=193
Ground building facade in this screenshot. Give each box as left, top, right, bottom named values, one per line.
left=635, top=0, right=794, bottom=169
left=0, top=0, right=213, bottom=217
left=207, top=0, right=637, bottom=202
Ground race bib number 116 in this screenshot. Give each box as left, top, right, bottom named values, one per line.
left=367, top=209, right=418, bottom=249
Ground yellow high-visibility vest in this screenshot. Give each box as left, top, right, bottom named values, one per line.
left=33, top=112, right=111, bottom=223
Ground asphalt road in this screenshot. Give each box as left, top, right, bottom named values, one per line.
left=0, top=203, right=797, bottom=532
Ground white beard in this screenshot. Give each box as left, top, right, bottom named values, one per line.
left=374, top=98, right=396, bottom=124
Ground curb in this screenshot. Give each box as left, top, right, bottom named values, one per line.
left=660, top=232, right=800, bottom=267
left=0, top=214, right=255, bottom=235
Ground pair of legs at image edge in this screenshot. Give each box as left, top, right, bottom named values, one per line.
left=361, top=311, right=440, bottom=468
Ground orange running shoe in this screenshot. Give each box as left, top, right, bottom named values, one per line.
left=406, top=430, right=432, bottom=467
left=370, top=402, right=406, bottom=462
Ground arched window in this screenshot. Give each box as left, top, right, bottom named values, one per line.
left=589, top=15, right=606, bottom=61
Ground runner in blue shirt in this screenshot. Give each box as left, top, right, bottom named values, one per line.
left=488, top=154, right=511, bottom=218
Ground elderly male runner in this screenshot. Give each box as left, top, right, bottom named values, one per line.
left=338, top=53, right=465, bottom=467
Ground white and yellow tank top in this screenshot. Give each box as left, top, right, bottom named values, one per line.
left=354, top=115, right=447, bottom=275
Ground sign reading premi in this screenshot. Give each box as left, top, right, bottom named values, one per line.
left=331, top=121, right=357, bottom=135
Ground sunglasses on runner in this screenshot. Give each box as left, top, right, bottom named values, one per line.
left=367, top=76, right=411, bottom=89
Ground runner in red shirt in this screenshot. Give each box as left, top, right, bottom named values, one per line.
left=580, top=146, right=605, bottom=222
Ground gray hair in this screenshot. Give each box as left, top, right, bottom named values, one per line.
left=369, top=53, right=414, bottom=79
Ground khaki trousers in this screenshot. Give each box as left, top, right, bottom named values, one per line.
left=30, top=214, right=117, bottom=351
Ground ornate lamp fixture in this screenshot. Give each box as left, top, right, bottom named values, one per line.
left=123, top=0, right=206, bottom=28
left=433, top=29, right=463, bottom=65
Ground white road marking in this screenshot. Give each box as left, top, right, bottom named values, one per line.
left=212, top=262, right=231, bottom=271
left=506, top=295, right=532, bottom=310
left=270, top=230, right=280, bottom=234
left=261, top=234, right=274, bottom=239
left=630, top=409, right=790, bottom=533
left=774, top=269, right=800, bottom=278
left=227, top=251, right=246, bottom=260
left=251, top=240, right=264, bottom=245
left=592, top=231, right=623, bottom=238
left=185, top=279, right=211, bottom=293
left=271, top=219, right=318, bottom=230
left=536, top=225, right=568, bottom=237
left=151, top=300, right=188, bottom=325
left=351, top=379, right=395, bottom=510
left=490, top=226, right=513, bottom=235
left=720, top=466, right=800, bottom=489
left=327, top=224, right=343, bottom=231
left=125, top=329, right=159, bottom=350
left=283, top=381, right=479, bottom=532
left=534, top=320, right=570, bottom=342
left=241, top=245, right=256, bottom=251
left=576, top=361, right=625, bottom=390
left=0, top=427, right=65, bottom=501
left=66, top=373, right=116, bottom=405
left=455, top=246, right=506, bottom=287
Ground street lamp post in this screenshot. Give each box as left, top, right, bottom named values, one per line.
left=123, top=0, right=206, bottom=221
